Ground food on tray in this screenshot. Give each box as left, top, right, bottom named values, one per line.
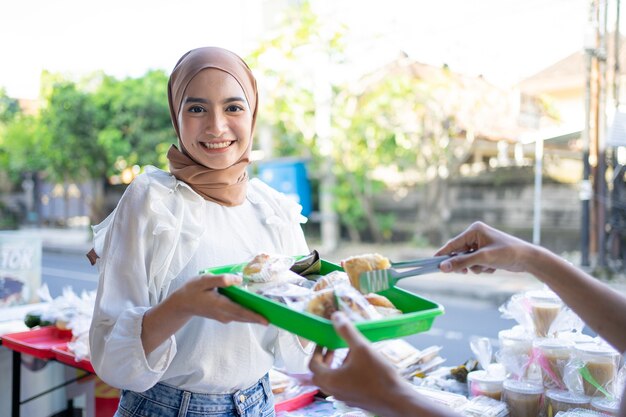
left=242, top=253, right=297, bottom=283
left=306, top=289, right=337, bottom=319
left=336, top=287, right=380, bottom=321
left=341, top=253, right=391, bottom=291
left=289, top=250, right=321, bottom=276
left=364, top=293, right=394, bottom=308
left=305, top=285, right=381, bottom=321
left=240, top=251, right=410, bottom=323
left=365, top=293, right=402, bottom=316
left=312, top=271, right=350, bottom=291
left=243, top=253, right=271, bottom=275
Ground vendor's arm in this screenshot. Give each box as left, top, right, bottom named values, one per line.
left=309, top=313, right=458, bottom=417
left=435, top=221, right=626, bottom=353
left=141, top=273, right=267, bottom=355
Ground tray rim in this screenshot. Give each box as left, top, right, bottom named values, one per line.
left=51, top=343, right=95, bottom=374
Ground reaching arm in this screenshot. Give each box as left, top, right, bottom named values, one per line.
left=309, top=313, right=459, bottom=417
left=435, top=221, right=626, bottom=353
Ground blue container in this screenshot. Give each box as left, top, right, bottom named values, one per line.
left=257, top=159, right=312, bottom=216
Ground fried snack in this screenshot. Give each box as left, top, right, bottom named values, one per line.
left=364, top=293, right=402, bottom=316
left=312, top=271, right=350, bottom=291
left=243, top=253, right=271, bottom=276
left=337, top=292, right=373, bottom=320
left=341, top=253, right=391, bottom=292
left=364, top=293, right=395, bottom=308
left=306, top=289, right=338, bottom=319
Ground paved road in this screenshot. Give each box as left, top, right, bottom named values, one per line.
left=42, top=250, right=98, bottom=296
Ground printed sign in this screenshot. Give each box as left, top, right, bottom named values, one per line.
left=0, top=232, right=41, bottom=307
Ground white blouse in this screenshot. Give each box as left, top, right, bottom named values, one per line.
left=89, top=167, right=313, bottom=393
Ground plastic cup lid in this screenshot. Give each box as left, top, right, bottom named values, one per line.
left=574, top=342, right=619, bottom=357
left=467, top=370, right=505, bottom=383
left=545, top=389, right=591, bottom=404
left=499, top=328, right=533, bottom=342
left=532, top=337, right=574, bottom=350
left=526, top=289, right=562, bottom=304
left=503, top=379, right=544, bottom=394
left=590, top=396, right=621, bottom=412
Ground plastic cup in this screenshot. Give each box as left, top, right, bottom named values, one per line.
left=527, top=290, right=563, bottom=337
left=467, top=370, right=505, bottom=401
left=498, top=328, right=535, bottom=378
left=590, top=397, right=621, bottom=416
left=499, top=328, right=534, bottom=356
left=574, top=343, right=620, bottom=397
left=533, top=338, right=574, bottom=390
left=544, top=389, right=590, bottom=417
left=502, top=379, right=544, bottom=417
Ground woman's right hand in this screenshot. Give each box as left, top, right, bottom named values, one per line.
left=173, top=273, right=268, bottom=325
left=434, top=221, right=537, bottom=274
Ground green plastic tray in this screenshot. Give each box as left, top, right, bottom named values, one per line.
left=200, top=259, right=444, bottom=349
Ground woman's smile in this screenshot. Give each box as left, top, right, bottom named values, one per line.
left=200, top=140, right=236, bottom=151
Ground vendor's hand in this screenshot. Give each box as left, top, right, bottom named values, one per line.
left=174, top=273, right=268, bottom=325
left=435, top=221, right=532, bottom=274
left=309, top=312, right=410, bottom=413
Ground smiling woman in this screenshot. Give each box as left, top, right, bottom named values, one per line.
left=87, top=46, right=313, bottom=417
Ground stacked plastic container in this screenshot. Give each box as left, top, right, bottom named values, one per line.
left=492, top=289, right=624, bottom=417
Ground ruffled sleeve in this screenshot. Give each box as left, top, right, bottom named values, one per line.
left=89, top=168, right=206, bottom=391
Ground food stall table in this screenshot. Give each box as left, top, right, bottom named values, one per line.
left=1, top=326, right=95, bottom=417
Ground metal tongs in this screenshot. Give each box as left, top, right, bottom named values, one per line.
left=359, top=254, right=456, bottom=293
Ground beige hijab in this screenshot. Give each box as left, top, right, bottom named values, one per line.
left=167, top=46, right=258, bottom=206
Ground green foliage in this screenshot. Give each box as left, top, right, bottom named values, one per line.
left=91, top=70, right=173, bottom=175
left=3, top=113, right=47, bottom=183
left=0, top=88, right=19, bottom=123
left=38, top=80, right=101, bottom=183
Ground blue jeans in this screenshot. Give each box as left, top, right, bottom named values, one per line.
left=114, top=374, right=275, bottom=417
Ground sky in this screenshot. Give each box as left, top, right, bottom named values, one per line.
left=0, top=0, right=594, bottom=99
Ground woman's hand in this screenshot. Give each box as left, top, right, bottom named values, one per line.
left=173, top=273, right=268, bottom=325
left=141, top=273, right=267, bottom=355
left=435, top=221, right=535, bottom=274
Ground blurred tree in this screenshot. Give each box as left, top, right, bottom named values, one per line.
left=0, top=87, right=19, bottom=123
left=2, top=70, right=173, bottom=225
left=89, top=70, right=172, bottom=222
left=247, top=1, right=465, bottom=243
left=38, top=77, right=101, bottom=221
left=92, top=70, right=173, bottom=177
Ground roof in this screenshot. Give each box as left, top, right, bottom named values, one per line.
left=518, top=32, right=626, bottom=95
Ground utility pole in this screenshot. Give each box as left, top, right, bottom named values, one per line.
left=597, top=0, right=609, bottom=267
left=582, top=0, right=596, bottom=267
left=583, top=0, right=608, bottom=268
left=314, top=49, right=339, bottom=253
